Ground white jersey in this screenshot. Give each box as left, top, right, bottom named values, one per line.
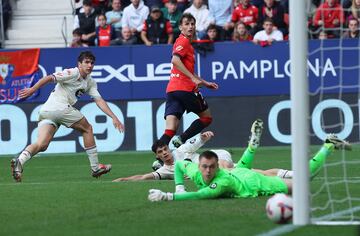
left=152, top=164, right=174, bottom=180
left=41, top=68, right=101, bottom=111
left=253, top=29, right=284, bottom=42
left=152, top=135, right=233, bottom=180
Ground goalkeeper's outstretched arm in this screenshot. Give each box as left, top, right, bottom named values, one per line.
left=148, top=185, right=225, bottom=201
left=174, top=160, right=187, bottom=186
left=147, top=160, right=226, bottom=202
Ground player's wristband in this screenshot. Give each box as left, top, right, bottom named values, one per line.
left=175, top=185, right=186, bottom=193
left=166, top=192, right=174, bottom=201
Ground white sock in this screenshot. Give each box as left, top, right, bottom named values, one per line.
left=18, top=150, right=32, bottom=166
left=277, top=169, right=293, bottom=179
left=86, top=146, right=99, bottom=171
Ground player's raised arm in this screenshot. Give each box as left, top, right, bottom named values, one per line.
left=94, top=97, right=125, bottom=132
left=18, top=75, right=54, bottom=99
left=200, top=131, right=214, bottom=142
left=176, top=131, right=214, bottom=154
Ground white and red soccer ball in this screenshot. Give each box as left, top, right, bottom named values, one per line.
left=266, top=193, right=293, bottom=224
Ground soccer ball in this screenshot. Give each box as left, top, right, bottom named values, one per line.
left=152, top=159, right=163, bottom=171
left=266, top=193, right=293, bottom=224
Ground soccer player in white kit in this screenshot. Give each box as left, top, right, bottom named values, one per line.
left=11, top=51, right=125, bottom=182
left=112, top=131, right=234, bottom=182
left=112, top=119, right=299, bottom=183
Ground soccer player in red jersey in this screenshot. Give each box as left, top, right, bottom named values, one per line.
left=155, top=13, right=218, bottom=149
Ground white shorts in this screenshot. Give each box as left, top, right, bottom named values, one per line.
left=191, top=149, right=234, bottom=164
left=212, top=149, right=233, bottom=164
left=38, top=106, right=84, bottom=129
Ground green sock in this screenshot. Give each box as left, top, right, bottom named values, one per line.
left=309, top=143, right=334, bottom=179
left=236, top=146, right=255, bottom=169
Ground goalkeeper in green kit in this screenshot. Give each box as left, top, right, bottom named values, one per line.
left=148, top=119, right=351, bottom=201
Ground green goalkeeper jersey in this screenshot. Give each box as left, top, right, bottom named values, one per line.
left=173, top=161, right=288, bottom=201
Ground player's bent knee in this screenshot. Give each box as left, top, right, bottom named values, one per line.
left=85, top=123, right=93, bottom=134
left=81, top=118, right=93, bottom=133
left=74, top=120, right=93, bottom=134
left=199, top=116, right=213, bottom=127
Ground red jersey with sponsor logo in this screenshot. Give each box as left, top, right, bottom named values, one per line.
left=231, top=4, right=258, bottom=26
left=166, top=34, right=196, bottom=93
left=98, top=25, right=112, bottom=47
left=313, top=2, right=345, bottom=28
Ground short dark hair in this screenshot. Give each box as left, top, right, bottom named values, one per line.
left=263, top=17, right=273, bottom=24
left=151, top=140, right=168, bottom=153
left=207, top=24, right=217, bottom=32
left=168, top=0, right=177, bottom=4
left=199, top=150, right=219, bottom=162
left=78, top=51, right=96, bottom=63
left=73, top=28, right=82, bottom=36
left=98, top=13, right=107, bottom=20
left=180, top=13, right=196, bottom=25
left=83, top=0, right=92, bottom=6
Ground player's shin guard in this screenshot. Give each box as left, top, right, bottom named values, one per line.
left=18, top=149, right=32, bottom=166
left=179, top=117, right=212, bottom=143
left=86, top=146, right=99, bottom=171
left=159, top=129, right=176, bottom=145
left=309, top=143, right=334, bottom=179
left=235, top=147, right=255, bottom=169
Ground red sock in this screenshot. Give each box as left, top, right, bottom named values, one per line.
left=158, top=129, right=176, bottom=145
left=180, top=116, right=213, bottom=143
left=165, top=129, right=176, bottom=138
left=199, top=116, right=213, bottom=126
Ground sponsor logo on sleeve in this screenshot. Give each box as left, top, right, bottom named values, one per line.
left=176, top=45, right=183, bottom=51
left=210, top=183, right=217, bottom=189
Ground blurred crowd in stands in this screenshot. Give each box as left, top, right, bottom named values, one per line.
left=70, top=0, right=360, bottom=48
left=3, top=0, right=359, bottom=48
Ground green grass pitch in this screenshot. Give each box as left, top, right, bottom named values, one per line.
left=0, top=146, right=359, bottom=236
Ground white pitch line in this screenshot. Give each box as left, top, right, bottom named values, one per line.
left=257, top=206, right=360, bottom=236
left=256, top=224, right=301, bottom=236
left=0, top=181, right=114, bottom=186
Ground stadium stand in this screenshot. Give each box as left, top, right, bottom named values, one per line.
left=4, top=0, right=74, bottom=48
left=1, top=0, right=332, bottom=48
